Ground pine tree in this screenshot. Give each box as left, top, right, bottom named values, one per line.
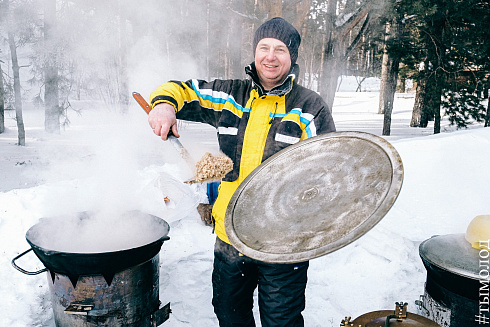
left=394, top=0, right=490, bottom=131
left=440, top=0, right=489, bottom=129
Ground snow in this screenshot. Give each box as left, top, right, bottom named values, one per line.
left=1, top=82, right=489, bottom=326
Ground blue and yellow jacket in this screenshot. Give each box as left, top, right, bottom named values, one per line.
left=150, top=63, right=336, bottom=244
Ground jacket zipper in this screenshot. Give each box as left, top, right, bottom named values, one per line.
left=269, top=102, right=278, bottom=124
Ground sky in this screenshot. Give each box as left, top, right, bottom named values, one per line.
left=1, top=78, right=489, bottom=326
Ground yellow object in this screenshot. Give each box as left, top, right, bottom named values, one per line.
left=212, top=91, right=286, bottom=244
left=465, top=215, right=490, bottom=249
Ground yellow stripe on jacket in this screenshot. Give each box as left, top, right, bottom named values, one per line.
left=212, top=90, right=286, bottom=244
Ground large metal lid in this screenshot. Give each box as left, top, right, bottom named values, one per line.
left=348, top=302, right=441, bottom=327
left=225, top=131, right=404, bottom=263
left=419, top=233, right=480, bottom=280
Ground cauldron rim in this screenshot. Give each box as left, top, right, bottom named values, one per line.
left=24, top=210, right=170, bottom=283
left=419, top=233, right=480, bottom=280
left=419, top=233, right=481, bottom=302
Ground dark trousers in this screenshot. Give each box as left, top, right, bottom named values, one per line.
left=212, top=237, right=309, bottom=327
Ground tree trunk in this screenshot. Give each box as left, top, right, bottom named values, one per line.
left=418, top=67, right=444, bottom=132
left=411, top=78, right=425, bottom=127
left=117, top=0, right=129, bottom=113
left=485, top=97, right=490, bottom=127
left=228, top=0, right=243, bottom=79
left=0, top=61, right=5, bottom=134
left=319, top=0, right=372, bottom=111
left=319, top=0, right=339, bottom=111
left=411, top=7, right=446, bottom=134
left=8, top=30, right=25, bottom=146
left=44, top=0, right=60, bottom=133
left=421, top=62, right=444, bottom=134
left=381, top=19, right=401, bottom=136
left=290, top=0, right=312, bottom=31
left=428, top=71, right=443, bottom=134
left=317, top=31, right=326, bottom=94
left=378, top=23, right=391, bottom=115
left=258, top=0, right=282, bottom=18
left=397, top=77, right=406, bottom=93
left=382, top=61, right=399, bottom=136
left=206, top=1, right=210, bottom=80
left=229, top=20, right=243, bottom=78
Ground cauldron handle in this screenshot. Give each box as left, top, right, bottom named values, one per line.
left=12, top=248, right=48, bottom=275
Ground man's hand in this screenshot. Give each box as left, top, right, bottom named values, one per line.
left=148, top=103, right=180, bottom=141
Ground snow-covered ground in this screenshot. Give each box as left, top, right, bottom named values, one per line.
left=1, top=82, right=489, bottom=326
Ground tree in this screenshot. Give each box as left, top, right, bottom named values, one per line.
left=403, top=0, right=441, bottom=130
left=442, top=0, right=490, bottom=128
left=203, top=0, right=312, bottom=81
left=35, top=0, right=142, bottom=113
left=0, top=59, right=4, bottom=134
left=380, top=20, right=402, bottom=136
left=209, top=0, right=250, bottom=79
left=226, top=0, right=245, bottom=79
left=44, top=0, right=61, bottom=133
left=400, top=0, right=490, bottom=132
left=419, top=2, right=446, bottom=133
left=7, top=3, right=25, bottom=145
left=378, top=21, right=392, bottom=115
left=116, top=0, right=129, bottom=113
left=317, top=0, right=376, bottom=111
left=486, top=97, right=490, bottom=127
left=256, top=0, right=283, bottom=19
left=379, top=0, right=406, bottom=136
left=3, top=0, right=39, bottom=145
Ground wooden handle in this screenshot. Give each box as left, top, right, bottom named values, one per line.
left=132, top=92, right=152, bottom=114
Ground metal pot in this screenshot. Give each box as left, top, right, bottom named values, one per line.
left=12, top=210, right=171, bottom=326
left=418, top=233, right=482, bottom=327
left=341, top=302, right=440, bottom=326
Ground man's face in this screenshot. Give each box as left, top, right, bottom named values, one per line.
left=254, top=38, right=291, bottom=91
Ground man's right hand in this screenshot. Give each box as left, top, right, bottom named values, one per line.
left=148, top=103, right=180, bottom=141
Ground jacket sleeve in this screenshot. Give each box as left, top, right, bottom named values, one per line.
left=292, top=87, right=336, bottom=140
left=150, top=79, right=243, bottom=128
left=314, top=104, right=336, bottom=135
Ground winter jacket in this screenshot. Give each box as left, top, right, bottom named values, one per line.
left=150, top=63, right=336, bottom=244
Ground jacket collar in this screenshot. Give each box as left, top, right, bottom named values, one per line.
left=245, top=62, right=298, bottom=97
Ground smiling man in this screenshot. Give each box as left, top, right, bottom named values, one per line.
left=148, top=17, right=336, bottom=327
left=255, top=38, right=292, bottom=90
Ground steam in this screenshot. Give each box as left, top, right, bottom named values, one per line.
left=29, top=210, right=169, bottom=253
left=29, top=110, right=202, bottom=254
left=4, top=2, right=219, bottom=254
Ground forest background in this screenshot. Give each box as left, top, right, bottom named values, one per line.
left=0, top=0, right=489, bottom=144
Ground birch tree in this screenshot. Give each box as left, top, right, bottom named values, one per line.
left=7, top=10, right=25, bottom=145
left=2, top=0, right=38, bottom=145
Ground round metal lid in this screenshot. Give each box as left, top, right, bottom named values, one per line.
left=225, top=131, right=404, bottom=263
left=419, top=233, right=480, bottom=280
left=353, top=310, right=441, bottom=326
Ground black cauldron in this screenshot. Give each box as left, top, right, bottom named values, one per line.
left=12, top=210, right=171, bottom=326
left=418, top=233, right=482, bottom=327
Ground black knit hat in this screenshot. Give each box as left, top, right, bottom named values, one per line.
left=253, top=17, right=301, bottom=65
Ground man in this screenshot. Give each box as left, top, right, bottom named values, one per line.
left=148, top=17, right=336, bottom=327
